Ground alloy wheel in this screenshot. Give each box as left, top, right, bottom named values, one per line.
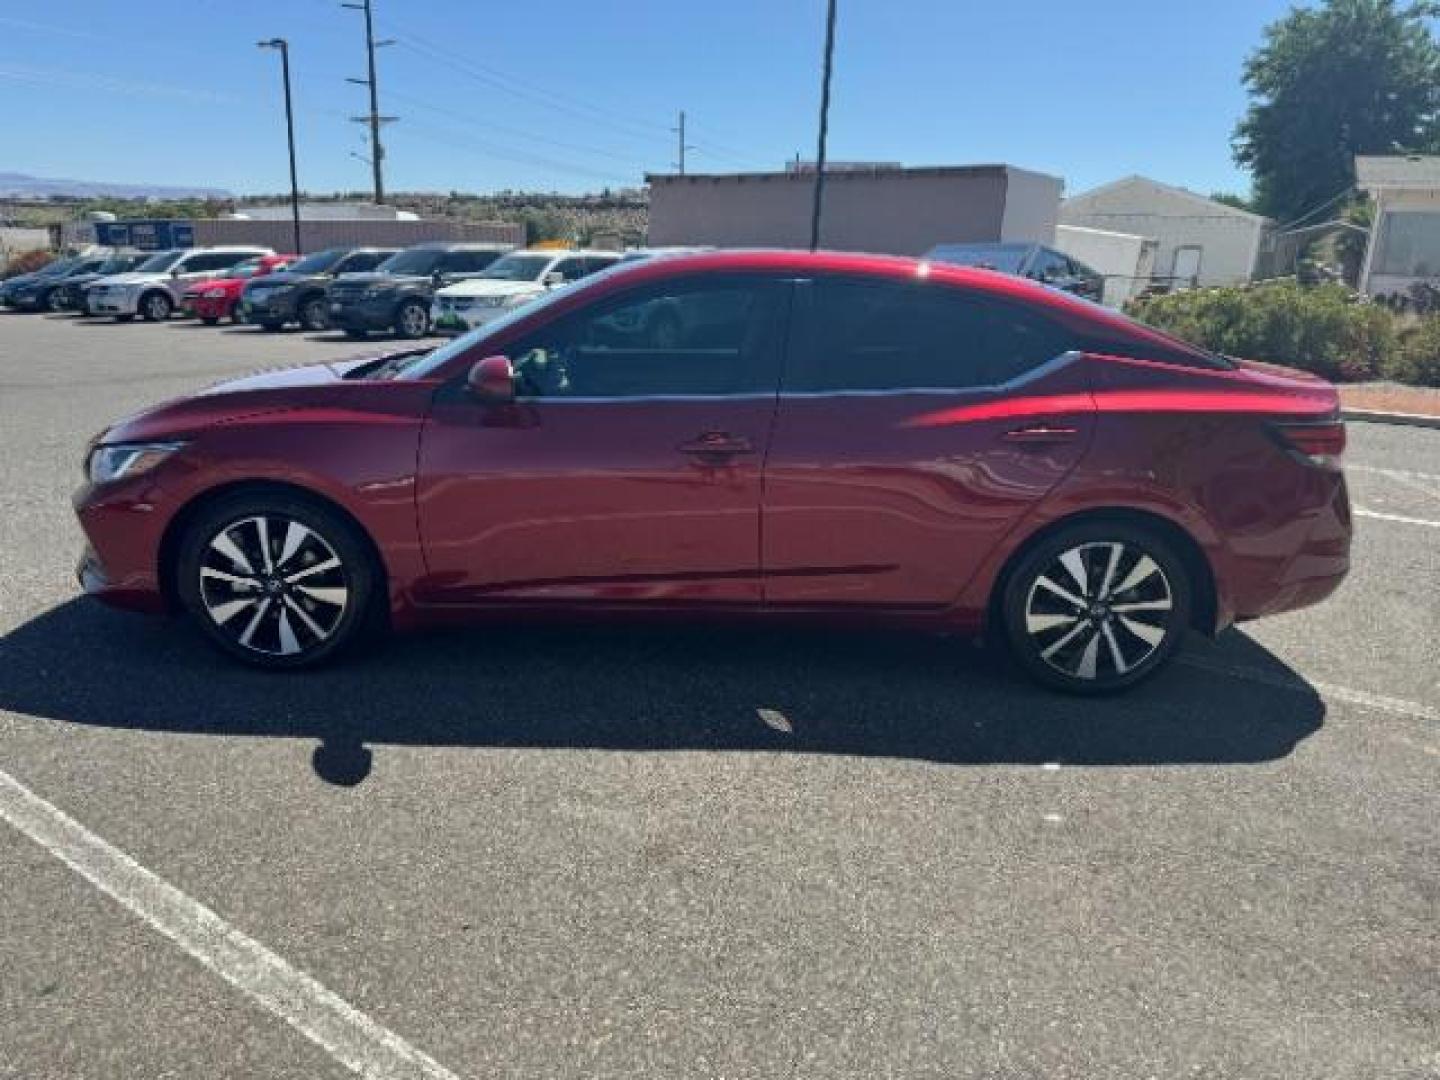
left=301, top=298, right=328, bottom=331
left=1023, top=540, right=1174, bottom=683
left=144, top=293, right=171, bottom=320
left=398, top=302, right=428, bottom=338
left=197, top=515, right=350, bottom=657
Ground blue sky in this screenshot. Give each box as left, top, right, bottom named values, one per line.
left=0, top=0, right=1296, bottom=198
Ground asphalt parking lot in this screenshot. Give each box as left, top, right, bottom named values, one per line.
left=0, top=309, right=1436, bottom=1079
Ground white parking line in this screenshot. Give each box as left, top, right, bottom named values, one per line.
left=1354, top=507, right=1440, bottom=529
left=0, top=767, right=461, bottom=1080
left=1180, top=656, right=1440, bottom=724
left=1347, top=463, right=1440, bottom=488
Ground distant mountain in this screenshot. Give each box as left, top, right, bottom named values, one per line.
left=0, top=172, right=231, bottom=200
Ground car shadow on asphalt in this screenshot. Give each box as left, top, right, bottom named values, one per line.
left=0, top=600, right=1325, bottom=786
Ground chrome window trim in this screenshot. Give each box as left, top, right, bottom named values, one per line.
left=507, top=351, right=1083, bottom=406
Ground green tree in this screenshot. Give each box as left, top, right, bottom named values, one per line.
left=1234, top=0, right=1440, bottom=223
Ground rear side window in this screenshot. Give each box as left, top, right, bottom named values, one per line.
left=338, top=251, right=391, bottom=273
left=443, top=250, right=502, bottom=273
left=181, top=252, right=250, bottom=273
left=791, top=278, right=1070, bottom=392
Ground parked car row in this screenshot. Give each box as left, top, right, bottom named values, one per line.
left=4, top=241, right=645, bottom=339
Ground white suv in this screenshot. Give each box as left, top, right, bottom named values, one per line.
left=88, top=246, right=274, bottom=321
left=431, top=249, right=620, bottom=332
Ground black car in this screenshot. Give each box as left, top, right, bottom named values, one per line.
left=54, top=252, right=149, bottom=313
left=325, top=242, right=511, bottom=339
left=240, top=246, right=398, bottom=332
left=2, top=254, right=110, bottom=311
left=924, top=242, right=1105, bottom=302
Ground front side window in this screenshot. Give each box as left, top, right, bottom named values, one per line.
left=505, top=278, right=786, bottom=399
left=288, top=249, right=346, bottom=275
left=336, top=250, right=392, bottom=273
left=181, top=252, right=250, bottom=273
left=791, top=278, right=1069, bottom=393
left=443, top=250, right=502, bottom=274
left=135, top=250, right=183, bottom=273
left=376, top=248, right=444, bottom=276
left=925, top=243, right=1031, bottom=274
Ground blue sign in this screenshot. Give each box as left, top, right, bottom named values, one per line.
left=94, top=220, right=196, bottom=250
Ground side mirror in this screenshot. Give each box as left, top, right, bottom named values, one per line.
left=543, top=271, right=565, bottom=287
left=467, top=355, right=515, bottom=404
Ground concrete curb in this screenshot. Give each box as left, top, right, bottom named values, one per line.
left=1341, top=408, right=1440, bottom=430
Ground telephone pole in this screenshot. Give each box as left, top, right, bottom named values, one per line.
left=672, top=110, right=695, bottom=175
left=341, top=0, right=395, bottom=204
left=809, top=0, right=838, bottom=250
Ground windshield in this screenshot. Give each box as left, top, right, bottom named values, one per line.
left=135, top=250, right=184, bottom=273
left=375, top=248, right=444, bottom=276
left=286, top=249, right=345, bottom=275
left=36, top=258, right=80, bottom=277
left=926, top=243, right=1031, bottom=274
left=479, top=253, right=554, bottom=282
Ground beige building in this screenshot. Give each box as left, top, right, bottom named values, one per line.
left=646, top=165, right=1063, bottom=256
left=1060, top=176, right=1273, bottom=289
left=1355, top=155, right=1440, bottom=297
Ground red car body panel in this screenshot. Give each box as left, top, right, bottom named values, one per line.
left=74, top=250, right=1351, bottom=641
left=183, top=254, right=297, bottom=320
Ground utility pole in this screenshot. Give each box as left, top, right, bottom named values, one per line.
left=257, top=38, right=302, bottom=254
left=809, top=0, right=838, bottom=251
left=342, top=0, right=395, bottom=204
left=672, top=110, right=695, bottom=175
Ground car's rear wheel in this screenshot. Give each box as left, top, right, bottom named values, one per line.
left=177, top=493, right=378, bottom=669
left=299, top=295, right=329, bottom=332
left=394, top=298, right=429, bottom=339
left=1000, top=522, right=1191, bottom=694
left=46, top=289, right=65, bottom=312
left=139, top=291, right=173, bottom=322
left=201, top=316, right=219, bottom=326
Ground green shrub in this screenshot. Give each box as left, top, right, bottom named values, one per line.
left=1126, top=281, right=1395, bottom=382
left=1388, top=319, right=1440, bottom=387
left=1, top=248, right=55, bottom=280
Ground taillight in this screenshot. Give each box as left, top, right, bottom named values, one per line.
left=1272, top=420, right=1346, bottom=468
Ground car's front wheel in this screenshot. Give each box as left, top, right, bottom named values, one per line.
left=177, top=493, right=378, bottom=669
left=394, top=298, right=429, bottom=339
left=1000, top=522, right=1191, bottom=694
left=299, top=295, right=329, bottom=332
left=139, top=291, right=173, bottom=322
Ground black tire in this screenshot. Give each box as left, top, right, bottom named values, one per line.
left=139, top=290, right=173, bottom=322
left=177, top=492, right=380, bottom=669
left=45, top=289, right=65, bottom=313
left=115, top=313, right=135, bottom=322
left=259, top=320, right=285, bottom=332
left=344, top=328, right=368, bottom=340
left=298, top=294, right=329, bottom=332
left=201, top=316, right=219, bottom=326
left=393, top=298, right=429, bottom=339
left=999, top=521, right=1192, bottom=695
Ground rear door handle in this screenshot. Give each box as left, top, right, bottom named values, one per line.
left=679, top=431, right=754, bottom=459
left=1002, top=424, right=1080, bottom=444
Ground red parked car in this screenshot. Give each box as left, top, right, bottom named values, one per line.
left=74, top=251, right=1350, bottom=693
left=182, top=254, right=298, bottom=324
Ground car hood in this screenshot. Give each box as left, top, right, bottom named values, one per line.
left=98, top=353, right=401, bottom=443
left=330, top=272, right=428, bottom=289
left=245, top=271, right=325, bottom=289
left=438, top=279, right=542, bottom=299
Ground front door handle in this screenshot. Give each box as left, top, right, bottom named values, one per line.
left=679, top=431, right=754, bottom=461
left=1002, top=424, right=1080, bottom=444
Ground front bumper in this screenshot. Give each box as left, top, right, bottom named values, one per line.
left=242, top=290, right=299, bottom=323
left=430, top=302, right=510, bottom=333
left=90, top=291, right=141, bottom=316
left=190, top=296, right=234, bottom=321
left=329, top=297, right=400, bottom=332
left=73, top=478, right=172, bottom=614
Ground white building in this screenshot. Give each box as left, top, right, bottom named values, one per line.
left=1355, top=155, right=1440, bottom=297
left=1054, top=225, right=1158, bottom=307
left=1059, top=176, right=1273, bottom=288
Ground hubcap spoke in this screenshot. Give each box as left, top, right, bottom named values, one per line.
left=1035, top=575, right=1086, bottom=611
left=1101, top=621, right=1129, bottom=675
left=276, top=521, right=311, bottom=570
left=238, top=599, right=271, bottom=647
left=1111, top=598, right=1173, bottom=614
left=1026, top=611, right=1080, bottom=634
left=1115, top=555, right=1160, bottom=596
left=211, top=530, right=255, bottom=575
left=295, top=584, right=347, bottom=606
left=284, top=557, right=340, bottom=584
left=1119, top=615, right=1165, bottom=648
left=1058, top=549, right=1089, bottom=595
left=1098, top=543, right=1124, bottom=599
left=1075, top=631, right=1101, bottom=679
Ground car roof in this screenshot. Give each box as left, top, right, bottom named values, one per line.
left=400, top=241, right=513, bottom=251
left=595, top=248, right=1206, bottom=357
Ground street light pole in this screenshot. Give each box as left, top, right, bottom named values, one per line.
left=809, top=0, right=838, bottom=251
left=258, top=38, right=303, bottom=254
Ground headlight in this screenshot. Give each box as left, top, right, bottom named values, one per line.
left=203, top=287, right=227, bottom=298
left=86, top=441, right=186, bottom=484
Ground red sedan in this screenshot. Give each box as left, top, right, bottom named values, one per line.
left=182, top=253, right=297, bottom=324
left=74, top=250, right=1350, bottom=693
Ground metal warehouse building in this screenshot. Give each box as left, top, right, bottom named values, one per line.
left=646, top=164, right=1062, bottom=255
